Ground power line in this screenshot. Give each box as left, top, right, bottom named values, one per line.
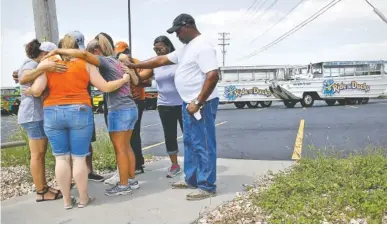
left=364, top=0, right=387, bottom=24
left=229, top=0, right=261, bottom=30
left=218, top=32, right=230, bottom=67
left=245, top=0, right=271, bottom=24
left=242, top=0, right=342, bottom=60
left=250, top=0, right=279, bottom=25
left=249, top=0, right=307, bottom=45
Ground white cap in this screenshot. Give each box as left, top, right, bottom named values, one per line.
left=39, top=42, right=57, bottom=52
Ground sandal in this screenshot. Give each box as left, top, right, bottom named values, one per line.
left=36, top=186, right=63, bottom=202
left=78, top=196, right=95, bottom=208
left=44, top=185, right=63, bottom=198
left=64, top=197, right=76, bottom=210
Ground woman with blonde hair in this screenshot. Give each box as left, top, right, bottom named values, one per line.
left=28, top=34, right=136, bottom=208
left=42, top=32, right=141, bottom=197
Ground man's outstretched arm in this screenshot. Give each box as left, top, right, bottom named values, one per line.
left=127, top=55, right=175, bottom=70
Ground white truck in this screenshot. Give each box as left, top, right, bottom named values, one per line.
left=217, top=65, right=294, bottom=108
left=269, top=60, right=387, bottom=108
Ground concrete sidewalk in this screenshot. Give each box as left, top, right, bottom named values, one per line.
left=1, top=158, right=293, bottom=224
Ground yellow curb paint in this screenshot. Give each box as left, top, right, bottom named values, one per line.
left=292, top=119, right=305, bottom=160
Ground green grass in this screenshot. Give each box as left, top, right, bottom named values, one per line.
left=1, top=125, right=154, bottom=173
left=251, top=147, right=387, bottom=224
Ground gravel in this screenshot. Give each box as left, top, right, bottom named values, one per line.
left=1, top=156, right=167, bottom=201
left=194, top=174, right=274, bottom=224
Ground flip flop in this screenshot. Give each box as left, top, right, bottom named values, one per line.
left=64, top=197, right=76, bottom=210
left=78, top=196, right=95, bottom=208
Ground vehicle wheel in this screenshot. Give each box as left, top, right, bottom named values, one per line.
left=346, top=98, right=357, bottom=105
left=325, top=99, right=336, bottom=106
left=97, top=102, right=104, bottom=113
left=283, top=100, right=297, bottom=108
left=260, top=101, right=272, bottom=108
left=300, top=93, right=314, bottom=107
left=358, top=98, right=369, bottom=104
left=337, top=99, right=346, bottom=105
left=234, top=102, right=246, bottom=109
left=246, top=101, right=259, bottom=108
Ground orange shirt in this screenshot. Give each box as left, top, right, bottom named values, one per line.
left=43, top=58, right=91, bottom=108
left=131, top=58, right=145, bottom=101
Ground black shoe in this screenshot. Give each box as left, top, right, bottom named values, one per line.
left=135, top=167, right=144, bottom=175
left=88, top=172, right=105, bottom=182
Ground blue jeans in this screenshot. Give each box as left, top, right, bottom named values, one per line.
left=107, top=108, right=138, bottom=132
left=43, top=104, right=94, bottom=157
left=182, top=97, right=219, bottom=193
left=20, top=120, right=46, bottom=139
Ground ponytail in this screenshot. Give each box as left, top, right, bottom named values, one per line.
left=95, top=33, right=115, bottom=56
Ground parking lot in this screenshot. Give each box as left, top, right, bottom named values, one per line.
left=91, top=99, right=387, bottom=161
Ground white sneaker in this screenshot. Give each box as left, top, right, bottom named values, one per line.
left=104, top=171, right=120, bottom=185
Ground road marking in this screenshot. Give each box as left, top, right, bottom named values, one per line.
left=346, top=105, right=358, bottom=109
left=292, top=119, right=305, bottom=160
left=142, top=121, right=227, bottom=151
left=256, top=108, right=267, bottom=112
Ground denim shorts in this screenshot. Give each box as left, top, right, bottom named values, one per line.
left=20, top=120, right=46, bottom=139
left=43, top=104, right=94, bottom=157
left=107, top=107, right=138, bottom=132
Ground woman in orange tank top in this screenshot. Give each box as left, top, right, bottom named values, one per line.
left=27, top=35, right=138, bottom=209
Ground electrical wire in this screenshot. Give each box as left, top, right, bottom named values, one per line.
left=249, top=0, right=307, bottom=45
left=240, top=0, right=343, bottom=60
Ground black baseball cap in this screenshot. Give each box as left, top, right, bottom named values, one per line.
left=166, top=13, right=195, bottom=34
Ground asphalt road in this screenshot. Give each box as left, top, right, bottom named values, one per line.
left=136, top=99, right=387, bottom=161
left=2, top=99, right=387, bottom=160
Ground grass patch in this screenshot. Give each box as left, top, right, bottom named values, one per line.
left=251, top=147, right=387, bottom=224
left=1, top=124, right=154, bottom=173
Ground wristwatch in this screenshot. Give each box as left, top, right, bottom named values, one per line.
left=194, top=98, right=204, bottom=107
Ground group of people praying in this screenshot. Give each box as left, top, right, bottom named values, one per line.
left=12, top=13, right=220, bottom=209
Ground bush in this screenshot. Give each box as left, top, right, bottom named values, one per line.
left=251, top=148, right=387, bottom=224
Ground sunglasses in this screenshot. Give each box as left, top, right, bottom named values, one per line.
left=153, top=46, right=167, bottom=53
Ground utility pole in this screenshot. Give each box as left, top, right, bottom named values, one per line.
left=32, top=0, right=59, bottom=44
left=128, top=0, right=132, bottom=55
left=218, top=32, right=230, bottom=67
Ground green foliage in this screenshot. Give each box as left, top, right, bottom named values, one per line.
left=251, top=148, right=387, bottom=224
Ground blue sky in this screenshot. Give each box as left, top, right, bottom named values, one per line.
left=1, top=0, right=387, bottom=87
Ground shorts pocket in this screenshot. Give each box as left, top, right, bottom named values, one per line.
left=71, top=106, right=92, bottom=129
left=43, top=108, right=57, bottom=128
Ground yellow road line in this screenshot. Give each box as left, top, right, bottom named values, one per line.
left=142, top=121, right=227, bottom=151
left=292, top=119, right=305, bottom=160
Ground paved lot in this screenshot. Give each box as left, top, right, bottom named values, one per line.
left=132, top=99, right=387, bottom=161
